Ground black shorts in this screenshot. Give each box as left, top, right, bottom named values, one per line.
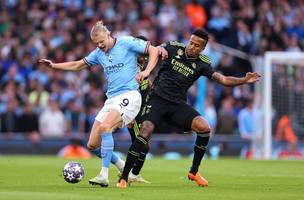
left=143, top=94, right=200, bottom=132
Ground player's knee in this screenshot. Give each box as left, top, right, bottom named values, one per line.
left=198, top=125, right=211, bottom=134
left=192, top=116, right=211, bottom=133
left=143, top=143, right=150, bottom=153
left=98, top=123, right=112, bottom=133
left=140, top=121, right=154, bottom=139
left=87, top=142, right=97, bottom=151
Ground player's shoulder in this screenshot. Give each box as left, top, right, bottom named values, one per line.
left=117, top=35, right=134, bottom=43
left=87, top=47, right=102, bottom=56
left=168, top=41, right=186, bottom=48
left=118, top=35, right=147, bottom=46
left=198, top=54, right=211, bottom=65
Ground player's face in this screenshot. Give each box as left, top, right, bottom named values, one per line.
left=186, top=35, right=207, bottom=57
left=91, top=32, right=111, bottom=52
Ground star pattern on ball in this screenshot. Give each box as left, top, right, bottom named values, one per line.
left=63, top=162, right=85, bottom=184
left=67, top=173, right=74, bottom=181
left=74, top=165, right=82, bottom=173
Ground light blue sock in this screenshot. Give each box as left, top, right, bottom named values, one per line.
left=90, top=141, right=118, bottom=164
left=101, top=132, right=114, bottom=168
left=111, top=152, right=119, bottom=164
left=91, top=147, right=120, bottom=165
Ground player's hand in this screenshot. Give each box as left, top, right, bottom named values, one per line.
left=157, top=46, right=168, bottom=60
left=244, top=72, right=261, bottom=83
left=39, top=59, right=54, bottom=68
left=136, top=70, right=149, bottom=83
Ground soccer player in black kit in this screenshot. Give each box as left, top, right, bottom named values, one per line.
left=126, top=36, right=151, bottom=183
left=117, top=29, right=261, bottom=188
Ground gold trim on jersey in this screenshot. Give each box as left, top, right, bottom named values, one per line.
left=169, top=41, right=186, bottom=47
left=199, top=55, right=211, bottom=64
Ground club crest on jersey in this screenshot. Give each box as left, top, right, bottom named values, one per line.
left=108, top=54, right=112, bottom=62
left=192, top=63, right=196, bottom=69
left=175, top=49, right=184, bottom=59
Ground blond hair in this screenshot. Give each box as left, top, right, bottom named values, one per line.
left=90, top=21, right=110, bottom=38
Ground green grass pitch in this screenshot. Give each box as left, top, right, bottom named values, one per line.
left=0, top=156, right=303, bottom=200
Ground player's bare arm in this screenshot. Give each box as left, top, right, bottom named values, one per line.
left=136, top=45, right=159, bottom=83
left=38, top=59, right=87, bottom=71
left=211, top=71, right=261, bottom=86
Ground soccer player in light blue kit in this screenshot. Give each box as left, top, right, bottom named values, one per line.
left=39, top=21, right=159, bottom=187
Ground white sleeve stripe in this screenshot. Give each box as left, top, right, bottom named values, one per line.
left=144, top=41, right=151, bottom=54
left=83, top=58, right=91, bottom=66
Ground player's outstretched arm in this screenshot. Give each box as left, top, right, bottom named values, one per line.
left=136, top=45, right=159, bottom=83
left=38, top=59, right=87, bottom=71
left=211, top=71, right=261, bottom=87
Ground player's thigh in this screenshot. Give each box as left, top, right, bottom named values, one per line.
left=94, top=91, right=141, bottom=130
left=169, top=103, right=200, bottom=132
left=142, top=95, right=168, bottom=129
left=87, top=104, right=122, bottom=149
left=95, top=100, right=123, bottom=131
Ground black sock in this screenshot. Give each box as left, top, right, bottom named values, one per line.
left=121, top=136, right=148, bottom=181
left=132, top=144, right=149, bottom=175
left=190, top=132, right=210, bottom=174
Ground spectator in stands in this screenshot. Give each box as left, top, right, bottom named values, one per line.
left=39, top=98, right=66, bottom=138
left=216, top=96, right=237, bottom=135
left=28, top=83, right=49, bottom=110
left=203, top=95, right=217, bottom=133
left=0, top=98, right=19, bottom=137
left=18, top=102, right=40, bottom=143
left=238, top=98, right=262, bottom=159
left=1, top=63, right=25, bottom=87
left=65, top=99, right=86, bottom=139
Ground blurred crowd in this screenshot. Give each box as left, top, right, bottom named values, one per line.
left=0, top=0, right=304, bottom=142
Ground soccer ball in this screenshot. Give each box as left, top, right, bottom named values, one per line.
left=63, top=161, right=85, bottom=184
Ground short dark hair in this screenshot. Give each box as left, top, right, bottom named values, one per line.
left=192, top=29, right=209, bottom=42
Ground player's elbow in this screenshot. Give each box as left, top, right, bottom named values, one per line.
left=148, top=45, right=159, bottom=58
left=74, top=60, right=86, bottom=71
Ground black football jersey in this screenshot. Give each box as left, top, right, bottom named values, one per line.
left=137, top=62, right=150, bottom=118
left=152, top=41, right=215, bottom=103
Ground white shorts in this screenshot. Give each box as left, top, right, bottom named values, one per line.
left=95, top=90, right=142, bottom=128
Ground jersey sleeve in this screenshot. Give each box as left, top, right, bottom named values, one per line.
left=161, top=41, right=174, bottom=54
left=83, top=48, right=99, bottom=66
left=199, top=55, right=214, bottom=79
left=123, top=36, right=150, bottom=54
left=202, top=63, right=215, bottom=79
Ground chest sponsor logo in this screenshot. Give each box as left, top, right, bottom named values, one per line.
left=105, top=63, right=124, bottom=75
left=171, top=58, right=194, bottom=77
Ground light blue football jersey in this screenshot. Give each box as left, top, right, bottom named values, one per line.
left=84, top=36, right=149, bottom=98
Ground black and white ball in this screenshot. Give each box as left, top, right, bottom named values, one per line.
left=63, top=162, right=85, bottom=183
